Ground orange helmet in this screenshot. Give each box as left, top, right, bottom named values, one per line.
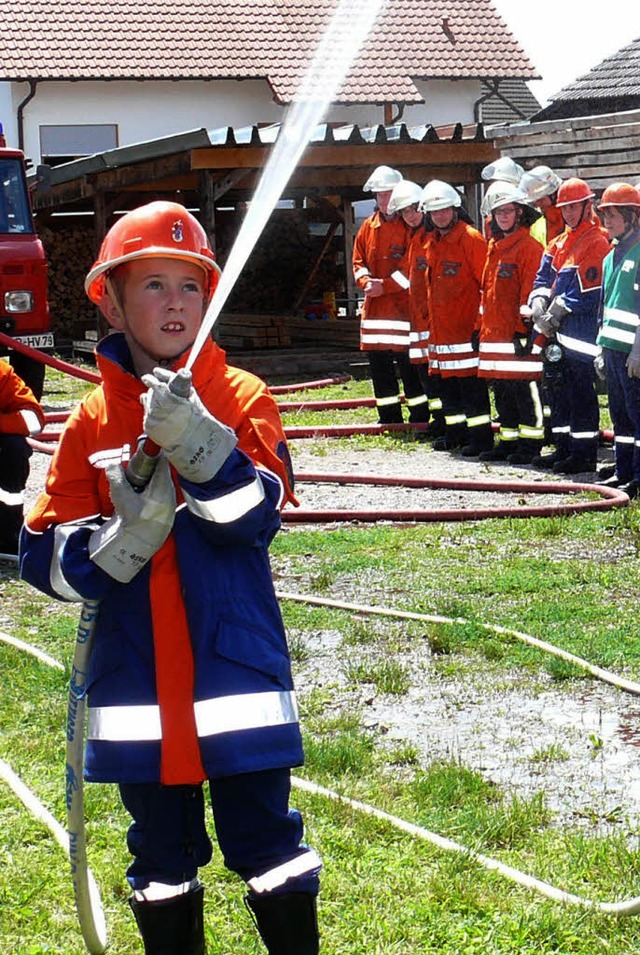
left=556, top=178, right=595, bottom=207
left=598, top=182, right=640, bottom=209
left=85, top=201, right=221, bottom=305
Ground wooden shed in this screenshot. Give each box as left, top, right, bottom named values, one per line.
left=29, top=121, right=498, bottom=374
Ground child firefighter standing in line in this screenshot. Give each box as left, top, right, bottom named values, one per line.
left=19, top=201, right=321, bottom=955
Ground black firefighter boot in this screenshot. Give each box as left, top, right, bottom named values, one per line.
left=129, top=885, right=206, bottom=954
left=246, top=891, right=319, bottom=954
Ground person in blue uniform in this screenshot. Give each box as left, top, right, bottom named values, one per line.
left=19, top=201, right=321, bottom=955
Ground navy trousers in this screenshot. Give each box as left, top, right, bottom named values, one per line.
left=549, top=353, right=599, bottom=460
left=604, top=347, right=640, bottom=481
left=119, top=768, right=320, bottom=897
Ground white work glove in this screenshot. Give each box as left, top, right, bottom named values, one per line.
left=141, top=367, right=237, bottom=483
left=530, top=296, right=550, bottom=323
left=535, top=312, right=561, bottom=337
left=547, top=297, right=571, bottom=322
left=89, top=455, right=176, bottom=583
left=593, top=351, right=606, bottom=381
left=627, top=328, right=640, bottom=378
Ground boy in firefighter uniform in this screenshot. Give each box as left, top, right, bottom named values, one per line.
left=352, top=165, right=429, bottom=425
left=0, top=359, right=44, bottom=555
left=476, top=183, right=545, bottom=464
left=386, top=178, right=442, bottom=435
left=519, top=166, right=565, bottom=248
left=529, top=178, right=611, bottom=473
left=595, top=183, right=640, bottom=498
left=419, top=180, right=490, bottom=453
left=19, top=202, right=321, bottom=955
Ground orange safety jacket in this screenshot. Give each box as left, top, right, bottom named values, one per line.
left=406, top=226, right=432, bottom=364
left=478, top=227, right=544, bottom=380
left=0, top=359, right=44, bottom=436
left=352, top=212, right=411, bottom=352
left=427, top=220, right=487, bottom=378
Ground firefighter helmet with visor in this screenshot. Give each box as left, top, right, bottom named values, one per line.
left=362, top=165, right=403, bottom=192
left=387, top=179, right=424, bottom=215
left=419, top=180, right=462, bottom=213
left=481, top=157, right=524, bottom=185
left=518, top=166, right=563, bottom=202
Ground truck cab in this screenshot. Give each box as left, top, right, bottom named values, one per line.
left=0, top=124, right=50, bottom=398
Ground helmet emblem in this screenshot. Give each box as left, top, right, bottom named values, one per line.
left=172, top=219, right=184, bottom=243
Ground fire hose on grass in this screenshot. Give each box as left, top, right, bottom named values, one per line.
left=5, top=594, right=640, bottom=918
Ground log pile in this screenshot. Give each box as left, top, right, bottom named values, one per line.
left=37, top=223, right=99, bottom=341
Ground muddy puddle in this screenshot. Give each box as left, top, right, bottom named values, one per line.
left=294, top=630, right=640, bottom=837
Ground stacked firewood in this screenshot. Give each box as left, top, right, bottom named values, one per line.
left=38, top=224, right=100, bottom=341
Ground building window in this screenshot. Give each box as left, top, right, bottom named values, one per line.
left=39, top=124, right=118, bottom=166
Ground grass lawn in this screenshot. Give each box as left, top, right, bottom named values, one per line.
left=1, top=365, right=639, bottom=953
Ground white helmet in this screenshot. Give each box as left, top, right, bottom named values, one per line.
left=481, top=157, right=524, bottom=185
left=519, top=166, right=563, bottom=201
left=387, top=179, right=424, bottom=215
left=481, top=180, right=532, bottom=218
left=363, top=165, right=402, bottom=192
left=419, top=180, right=462, bottom=213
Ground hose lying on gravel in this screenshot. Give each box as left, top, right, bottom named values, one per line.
left=3, top=594, right=640, bottom=917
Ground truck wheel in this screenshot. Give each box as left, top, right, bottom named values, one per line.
left=10, top=353, right=46, bottom=401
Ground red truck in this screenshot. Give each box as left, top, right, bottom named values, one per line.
left=0, top=123, right=50, bottom=398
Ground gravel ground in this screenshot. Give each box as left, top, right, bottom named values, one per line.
left=20, top=432, right=640, bottom=837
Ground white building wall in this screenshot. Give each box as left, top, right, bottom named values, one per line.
left=9, top=76, right=484, bottom=165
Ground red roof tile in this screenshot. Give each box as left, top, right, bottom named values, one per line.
left=1, top=0, right=537, bottom=103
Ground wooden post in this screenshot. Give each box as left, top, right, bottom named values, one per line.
left=198, top=169, right=216, bottom=253
left=342, top=197, right=358, bottom=318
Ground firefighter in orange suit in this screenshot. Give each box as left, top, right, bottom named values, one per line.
left=419, top=180, right=490, bottom=453
left=529, top=178, right=611, bottom=473
left=386, top=178, right=443, bottom=437
left=480, top=156, right=524, bottom=240
left=0, top=359, right=44, bottom=556
left=353, top=165, right=429, bottom=425
left=475, top=182, right=545, bottom=464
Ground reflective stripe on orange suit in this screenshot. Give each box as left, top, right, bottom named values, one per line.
left=352, top=211, right=411, bottom=351
left=406, top=226, right=432, bottom=364
left=427, top=220, right=487, bottom=378
left=478, top=226, right=544, bottom=381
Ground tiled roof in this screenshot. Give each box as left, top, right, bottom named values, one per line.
left=549, top=36, right=640, bottom=102
left=479, top=79, right=541, bottom=125
left=2, top=0, right=537, bottom=104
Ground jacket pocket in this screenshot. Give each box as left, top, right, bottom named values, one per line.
left=215, top=618, right=291, bottom=686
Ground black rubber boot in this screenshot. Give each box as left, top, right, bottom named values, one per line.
left=129, top=885, right=206, bottom=954
left=246, top=892, right=319, bottom=955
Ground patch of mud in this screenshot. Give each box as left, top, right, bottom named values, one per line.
left=293, top=628, right=640, bottom=837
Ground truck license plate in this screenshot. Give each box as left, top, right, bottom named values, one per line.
left=13, top=333, right=54, bottom=349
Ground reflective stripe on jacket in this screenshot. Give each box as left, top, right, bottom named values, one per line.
left=597, top=235, right=640, bottom=354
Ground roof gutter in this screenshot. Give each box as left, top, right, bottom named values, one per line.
left=17, top=80, right=38, bottom=153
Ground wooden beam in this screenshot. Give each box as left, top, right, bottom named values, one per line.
left=191, top=141, right=498, bottom=170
